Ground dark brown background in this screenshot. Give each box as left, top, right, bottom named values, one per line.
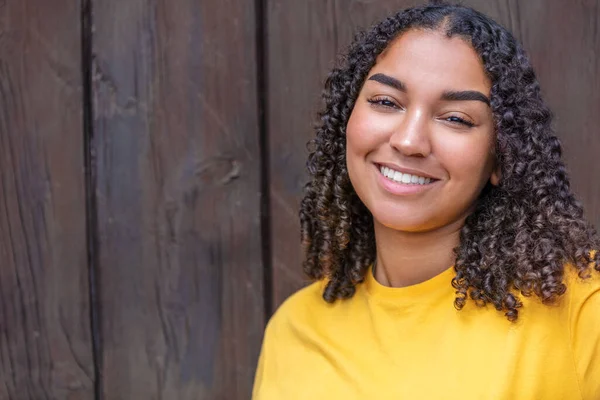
left=0, top=0, right=598, bottom=398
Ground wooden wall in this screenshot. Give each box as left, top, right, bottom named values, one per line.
left=0, top=0, right=598, bottom=398
left=0, top=0, right=94, bottom=398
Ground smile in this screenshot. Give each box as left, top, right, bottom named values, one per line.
left=378, top=165, right=432, bottom=185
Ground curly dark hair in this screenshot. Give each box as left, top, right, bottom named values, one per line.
left=299, top=2, right=600, bottom=321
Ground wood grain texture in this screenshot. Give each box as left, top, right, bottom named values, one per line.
left=267, top=0, right=600, bottom=307
left=91, top=0, right=264, bottom=398
left=0, top=0, right=94, bottom=399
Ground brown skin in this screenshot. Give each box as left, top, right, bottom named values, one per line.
left=345, top=29, right=500, bottom=288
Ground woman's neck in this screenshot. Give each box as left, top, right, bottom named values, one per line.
left=373, top=219, right=463, bottom=288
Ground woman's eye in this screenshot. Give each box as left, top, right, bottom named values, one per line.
left=445, top=115, right=475, bottom=128
left=367, top=97, right=400, bottom=109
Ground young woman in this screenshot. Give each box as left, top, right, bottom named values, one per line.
left=253, top=3, right=600, bottom=399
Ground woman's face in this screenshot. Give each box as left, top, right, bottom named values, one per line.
left=346, top=29, right=499, bottom=233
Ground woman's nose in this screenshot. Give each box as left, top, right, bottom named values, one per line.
left=388, top=108, right=431, bottom=158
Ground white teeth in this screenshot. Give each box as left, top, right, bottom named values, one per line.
left=379, top=165, right=433, bottom=185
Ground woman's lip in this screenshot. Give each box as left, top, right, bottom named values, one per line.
left=374, top=164, right=438, bottom=195
left=374, top=162, right=439, bottom=180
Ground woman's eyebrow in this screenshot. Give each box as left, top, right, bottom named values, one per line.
left=368, top=73, right=406, bottom=91
left=442, top=90, right=490, bottom=106
left=367, top=73, right=490, bottom=106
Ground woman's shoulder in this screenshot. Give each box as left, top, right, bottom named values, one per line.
left=267, top=279, right=329, bottom=330
left=563, top=264, right=600, bottom=307
left=263, top=277, right=363, bottom=344
left=520, top=264, right=600, bottom=323
left=562, top=264, right=600, bottom=399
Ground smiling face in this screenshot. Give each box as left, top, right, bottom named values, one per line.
left=346, top=28, right=499, bottom=233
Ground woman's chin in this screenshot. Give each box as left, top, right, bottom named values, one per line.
left=373, top=214, right=438, bottom=233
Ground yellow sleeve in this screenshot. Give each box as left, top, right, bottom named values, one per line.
left=570, top=274, right=600, bottom=400
left=252, top=308, right=285, bottom=400
left=251, top=281, right=324, bottom=399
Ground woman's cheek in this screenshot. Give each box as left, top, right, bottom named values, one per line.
left=434, top=131, right=495, bottom=182
left=347, top=107, right=395, bottom=150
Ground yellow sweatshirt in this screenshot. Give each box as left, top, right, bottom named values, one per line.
left=253, top=265, right=600, bottom=399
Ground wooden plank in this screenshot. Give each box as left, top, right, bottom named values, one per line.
left=0, top=0, right=94, bottom=398
left=91, top=0, right=264, bottom=398
left=267, top=0, right=600, bottom=307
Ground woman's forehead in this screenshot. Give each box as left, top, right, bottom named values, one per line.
left=371, top=29, right=491, bottom=95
